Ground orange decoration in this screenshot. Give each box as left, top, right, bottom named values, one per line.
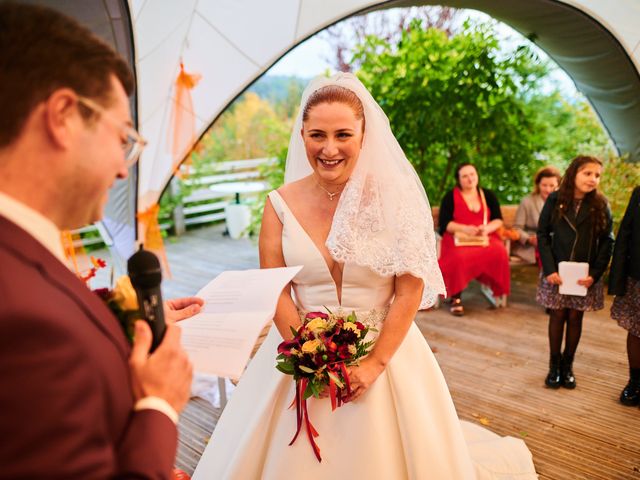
left=61, top=230, right=81, bottom=274
left=169, top=62, right=201, bottom=177
left=137, top=204, right=172, bottom=279
left=61, top=231, right=109, bottom=284
left=498, top=227, right=521, bottom=241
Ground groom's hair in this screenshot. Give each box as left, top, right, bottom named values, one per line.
left=0, top=2, right=134, bottom=147
left=303, top=85, right=365, bottom=131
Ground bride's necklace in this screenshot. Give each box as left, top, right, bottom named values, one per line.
left=315, top=179, right=346, bottom=201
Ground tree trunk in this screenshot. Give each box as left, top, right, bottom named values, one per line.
left=437, top=149, right=459, bottom=200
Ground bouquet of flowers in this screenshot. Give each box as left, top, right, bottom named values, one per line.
left=276, top=310, right=376, bottom=461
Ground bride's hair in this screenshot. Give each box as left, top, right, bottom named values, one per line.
left=302, top=85, right=365, bottom=131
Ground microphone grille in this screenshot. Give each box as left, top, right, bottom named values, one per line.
left=127, top=249, right=162, bottom=289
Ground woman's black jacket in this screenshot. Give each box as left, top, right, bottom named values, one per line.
left=608, top=186, right=640, bottom=295
left=537, top=191, right=614, bottom=283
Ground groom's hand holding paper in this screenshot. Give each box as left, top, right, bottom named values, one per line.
left=558, top=261, right=589, bottom=296
left=179, top=266, right=302, bottom=378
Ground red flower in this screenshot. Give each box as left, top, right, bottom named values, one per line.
left=305, top=311, right=329, bottom=320
left=93, top=288, right=112, bottom=301
left=336, top=344, right=351, bottom=359
left=277, top=338, right=300, bottom=356
left=80, top=267, right=97, bottom=283
left=90, top=256, right=107, bottom=268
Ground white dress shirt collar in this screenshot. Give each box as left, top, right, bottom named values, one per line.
left=0, top=191, right=67, bottom=264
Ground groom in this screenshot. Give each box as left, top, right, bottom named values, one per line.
left=0, top=4, right=200, bottom=478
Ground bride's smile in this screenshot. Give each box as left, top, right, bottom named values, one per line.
left=301, top=101, right=363, bottom=186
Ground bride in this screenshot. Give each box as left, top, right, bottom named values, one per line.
left=193, top=73, right=536, bottom=479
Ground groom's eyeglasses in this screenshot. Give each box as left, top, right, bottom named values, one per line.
left=77, top=95, right=147, bottom=168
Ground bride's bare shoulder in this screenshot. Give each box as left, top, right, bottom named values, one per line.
left=276, top=177, right=312, bottom=204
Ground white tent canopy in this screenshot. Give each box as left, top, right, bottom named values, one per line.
left=28, top=0, right=640, bottom=263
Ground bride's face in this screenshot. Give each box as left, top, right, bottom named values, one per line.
left=301, top=101, right=364, bottom=185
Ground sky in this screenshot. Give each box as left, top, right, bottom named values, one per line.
left=266, top=8, right=579, bottom=98
left=268, top=36, right=333, bottom=78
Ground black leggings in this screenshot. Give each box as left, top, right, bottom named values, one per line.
left=628, top=333, right=640, bottom=370
left=548, top=308, right=584, bottom=358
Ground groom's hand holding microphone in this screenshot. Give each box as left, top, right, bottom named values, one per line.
left=127, top=248, right=201, bottom=415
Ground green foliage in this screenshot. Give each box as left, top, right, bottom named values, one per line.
left=159, top=88, right=294, bottom=235
left=247, top=146, right=288, bottom=238
left=599, top=156, right=640, bottom=232
left=249, top=75, right=306, bottom=118
left=196, top=92, right=291, bottom=164
left=353, top=19, right=613, bottom=205
left=525, top=92, right=614, bottom=169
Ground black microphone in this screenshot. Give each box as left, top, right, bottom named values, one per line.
left=128, top=247, right=165, bottom=352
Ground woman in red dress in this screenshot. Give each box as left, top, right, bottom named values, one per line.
left=438, top=163, right=510, bottom=315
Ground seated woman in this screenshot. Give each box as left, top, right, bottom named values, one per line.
left=438, top=163, right=510, bottom=315
left=512, top=166, right=561, bottom=264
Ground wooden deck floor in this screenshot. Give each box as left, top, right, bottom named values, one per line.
left=101, top=224, right=640, bottom=479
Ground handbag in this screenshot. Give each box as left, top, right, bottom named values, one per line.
left=453, top=189, right=490, bottom=247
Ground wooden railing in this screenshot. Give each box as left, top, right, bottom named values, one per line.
left=73, top=157, right=275, bottom=248
left=167, top=157, right=274, bottom=234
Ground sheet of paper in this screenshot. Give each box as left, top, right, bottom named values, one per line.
left=179, top=266, right=302, bottom=378
left=558, top=261, right=589, bottom=297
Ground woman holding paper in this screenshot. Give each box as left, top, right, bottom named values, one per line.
left=193, top=73, right=537, bottom=479
left=537, top=156, right=614, bottom=389
left=608, top=186, right=640, bottom=406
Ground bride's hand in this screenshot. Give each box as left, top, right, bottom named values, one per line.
left=345, top=357, right=385, bottom=402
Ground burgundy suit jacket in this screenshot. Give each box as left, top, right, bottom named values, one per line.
left=0, top=216, right=177, bottom=479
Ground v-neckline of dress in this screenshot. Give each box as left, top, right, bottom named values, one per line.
left=458, top=187, right=482, bottom=213
left=273, top=191, right=345, bottom=306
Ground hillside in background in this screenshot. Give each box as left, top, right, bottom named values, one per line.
left=248, top=75, right=308, bottom=105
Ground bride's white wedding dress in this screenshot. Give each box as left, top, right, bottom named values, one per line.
left=193, top=191, right=536, bottom=479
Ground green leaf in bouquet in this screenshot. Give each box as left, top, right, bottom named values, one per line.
left=289, top=325, right=299, bottom=338
left=299, top=365, right=316, bottom=374
left=276, top=362, right=295, bottom=375
left=305, top=380, right=323, bottom=399
left=347, top=311, right=357, bottom=323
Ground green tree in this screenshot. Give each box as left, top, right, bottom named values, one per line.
left=525, top=92, right=614, bottom=169
left=599, top=155, right=640, bottom=232
left=195, top=92, right=291, bottom=169
left=353, top=19, right=612, bottom=204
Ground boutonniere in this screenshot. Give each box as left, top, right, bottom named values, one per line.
left=93, top=276, right=142, bottom=342
left=80, top=257, right=141, bottom=343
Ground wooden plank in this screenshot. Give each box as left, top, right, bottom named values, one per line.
left=184, top=171, right=261, bottom=186
left=88, top=226, right=640, bottom=479
left=183, top=201, right=228, bottom=215
left=183, top=212, right=227, bottom=226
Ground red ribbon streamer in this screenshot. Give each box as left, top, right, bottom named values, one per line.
left=288, top=364, right=354, bottom=462
left=289, top=378, right=322, bottom=461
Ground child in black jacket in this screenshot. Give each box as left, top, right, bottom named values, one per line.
left=537, top=156, right=614, bottom=389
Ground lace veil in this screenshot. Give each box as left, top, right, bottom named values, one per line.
left=284, top=73, right=446, bottom=308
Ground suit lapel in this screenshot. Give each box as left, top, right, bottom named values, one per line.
left=0, top=216, right=130, bottom=358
